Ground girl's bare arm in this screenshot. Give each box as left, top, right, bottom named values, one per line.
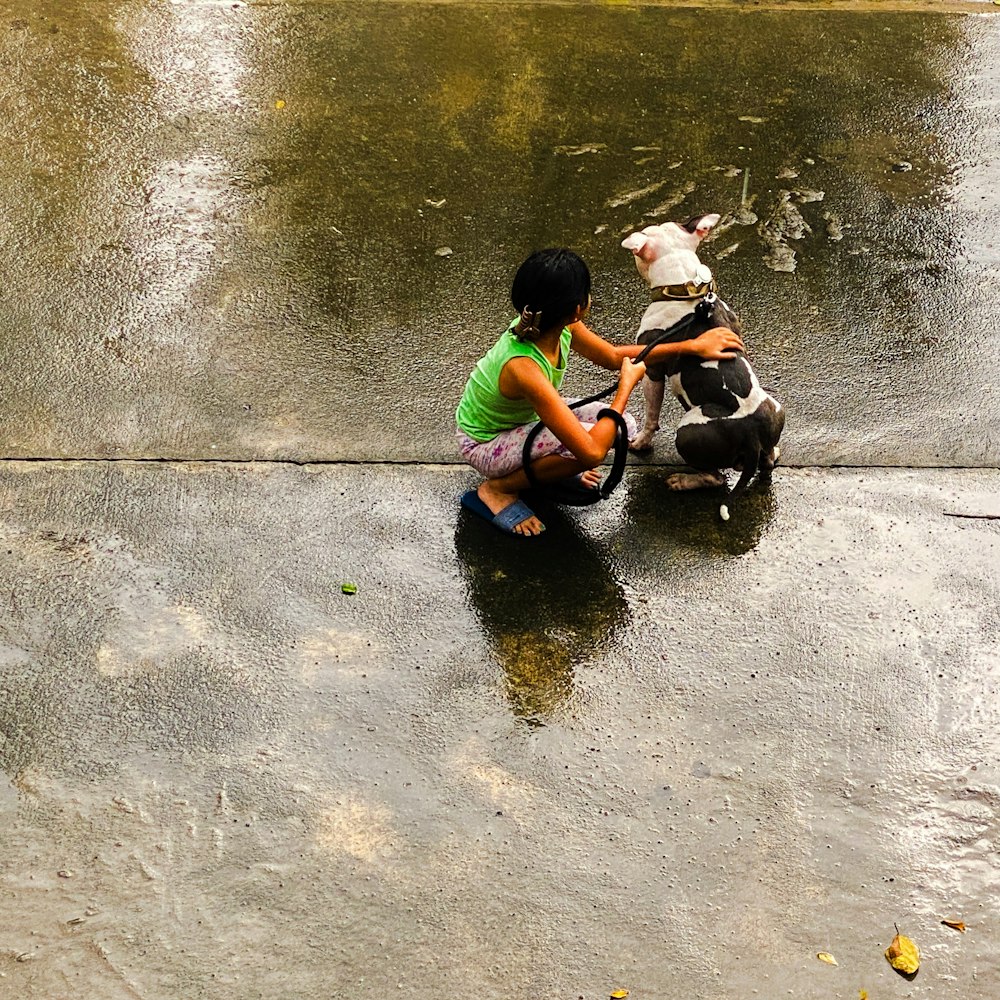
left=569, top=320, right=744, bottom=368
left=501, top=355, right=645, bottom=468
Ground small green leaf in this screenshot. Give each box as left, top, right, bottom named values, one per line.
left=341, top=582, right=357, bottom=595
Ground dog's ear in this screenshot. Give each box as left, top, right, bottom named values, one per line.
left=621, top=233, right=657, bottom=261
left=693, top=213, right=722, bottom=241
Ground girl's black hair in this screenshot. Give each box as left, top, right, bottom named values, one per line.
left=510, top=248, right=591, bottom=339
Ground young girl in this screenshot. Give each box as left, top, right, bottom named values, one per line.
left=455, top=248, right=744, bottom=537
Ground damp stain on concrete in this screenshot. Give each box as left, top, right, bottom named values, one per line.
left=0, top=2, right=998, bottom=465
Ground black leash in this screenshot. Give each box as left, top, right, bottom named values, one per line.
left=520, top=296, right=716, bottom=504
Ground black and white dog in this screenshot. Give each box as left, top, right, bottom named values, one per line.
left=622, top=213, right=784, bottom=520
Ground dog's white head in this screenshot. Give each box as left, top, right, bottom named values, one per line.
left=621, top=212, right=720, bottom=289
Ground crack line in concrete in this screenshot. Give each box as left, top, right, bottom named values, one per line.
left=0, top=457, right=997, bottom=471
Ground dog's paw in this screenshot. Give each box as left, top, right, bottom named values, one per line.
left=665, top=471, right=726, bottom=491
left=629, top=432, right=656, bottom=453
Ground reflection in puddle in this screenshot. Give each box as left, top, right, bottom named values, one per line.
left=624, top=470, right=778, bottom=560
left=454, top=504, right=628, bottom=724
left=897, top=766, right=1000, bottom=904
left=129, top=154, right=245, bottom=333
left=114, top=5, right=252, bottom=342
left=121, top=2, right=248, bottom=114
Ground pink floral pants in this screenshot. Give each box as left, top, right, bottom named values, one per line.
left=456, top=401, right=637, bottom=479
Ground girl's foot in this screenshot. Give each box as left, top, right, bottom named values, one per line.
left=478, top=481, right=545, bottom=536
left=578, top=468, right=602, bottom=490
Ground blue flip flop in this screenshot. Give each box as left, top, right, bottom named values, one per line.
left=461, top=490, right=544, bottom=536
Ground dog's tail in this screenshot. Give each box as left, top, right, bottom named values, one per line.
left=719, top=445, right=760, bottom=521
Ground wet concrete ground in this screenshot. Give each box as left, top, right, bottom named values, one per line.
left=1, top=464, right=999, bottom=999
left=1, top=1, right=1000, bottom=999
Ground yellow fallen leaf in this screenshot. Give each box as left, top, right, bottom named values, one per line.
left=275, top=99, right=286, bottom=110
left=610, top=992, right=629, bottom=999
left=941, top=918, right=966, bottom=933
left=859, top=990, right=868, bottom=1000
left=885, top=930, right=920, bottom=975
left=816, top=952, right=838, bottom=966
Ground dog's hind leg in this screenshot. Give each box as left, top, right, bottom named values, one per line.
left=758, top=445, right=780, bottom=483
left=719, top=446, right=763, bottom=521
left=757, top=402, right=785, bottom=481
left=629, top=378, right=666, bottom=452
left=665, top=469, right=726, bottom=491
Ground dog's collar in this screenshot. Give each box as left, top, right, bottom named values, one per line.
left=650, top=279, right=716, bottom=302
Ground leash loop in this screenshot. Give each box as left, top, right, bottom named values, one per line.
left=519, top=303, right=711, bottom=503
left=595, top=408, right=629, bottom=499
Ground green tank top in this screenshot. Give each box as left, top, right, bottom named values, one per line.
left=456, top=320, right=573, bottom=442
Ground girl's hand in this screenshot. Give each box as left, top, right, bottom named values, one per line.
left=694, top=327, right=745, bottom=360
left=619, top=356, right=646, bottom=391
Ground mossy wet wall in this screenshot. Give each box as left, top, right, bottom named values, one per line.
left=0, top=2, right=997, bottom=464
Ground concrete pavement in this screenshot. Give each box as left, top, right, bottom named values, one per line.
left=1, top=461, right=999, bottom=998
left=1, top=2, right=999, bottom=998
